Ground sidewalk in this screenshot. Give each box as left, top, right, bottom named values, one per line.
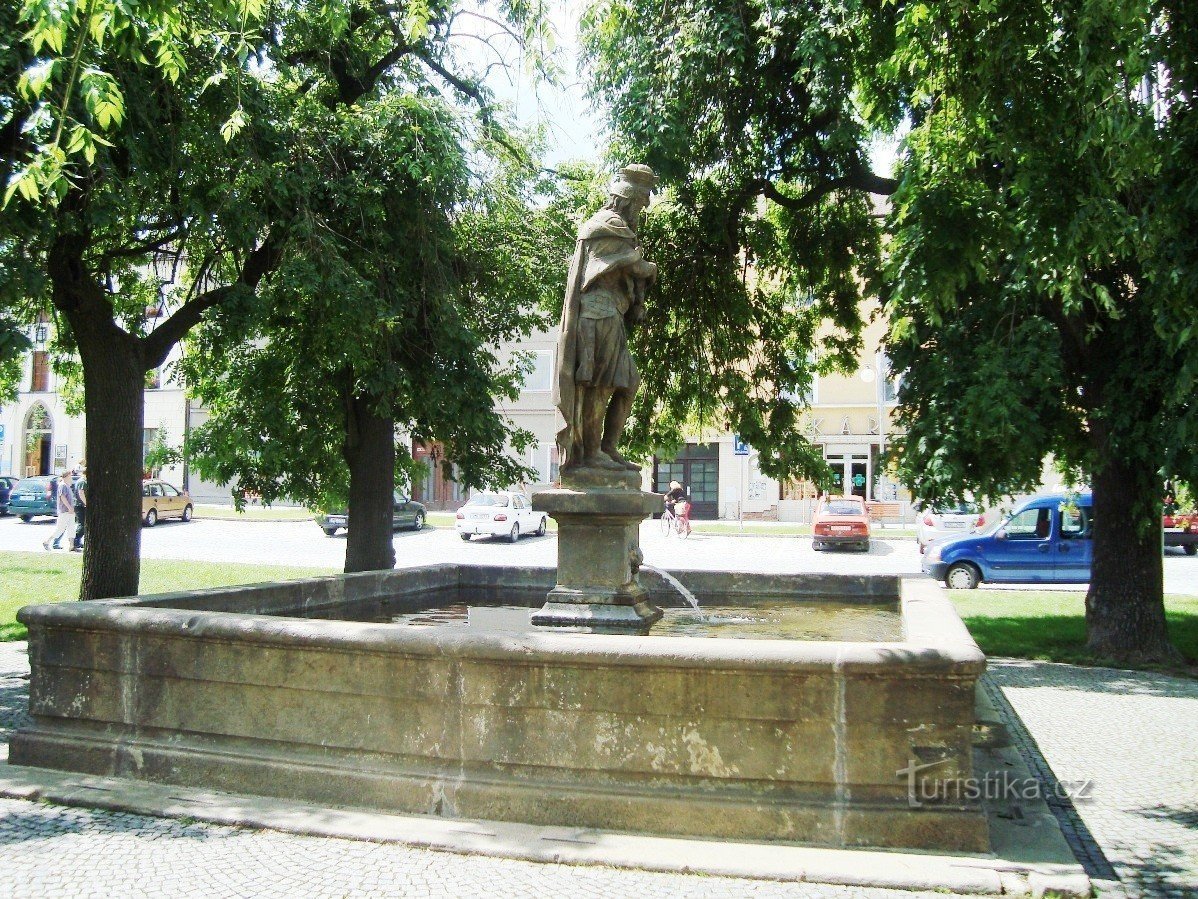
left=986, top=660, right=1198, bottom=899
left=1, top=640, right=1193, bottom=897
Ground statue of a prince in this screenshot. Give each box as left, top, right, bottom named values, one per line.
left=555, top=164, right=658, bottom=475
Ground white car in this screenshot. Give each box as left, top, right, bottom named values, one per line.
left=916, top=502, right=985, bottom=553
left=455, top=491, right=548, bottom=542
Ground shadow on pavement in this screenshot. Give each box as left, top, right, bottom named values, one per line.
left=988, top=658, right=1198, bottom=699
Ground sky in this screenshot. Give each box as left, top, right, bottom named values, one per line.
left=469, top=0, right=603, bottom=165
left=468, top=0, right=901, bottom=175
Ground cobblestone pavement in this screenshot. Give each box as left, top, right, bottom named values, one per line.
left=987, top=660, right=1198, bottom=899
left=0, top=642, right=965, bottom=899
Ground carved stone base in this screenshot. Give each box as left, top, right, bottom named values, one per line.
left=531, top=484, right=662, bottom=631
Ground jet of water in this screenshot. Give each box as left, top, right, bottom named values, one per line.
left=639, top=563, right=700, bottom=610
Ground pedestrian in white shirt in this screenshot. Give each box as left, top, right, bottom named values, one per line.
left=44, top=471, right=75, bottom=551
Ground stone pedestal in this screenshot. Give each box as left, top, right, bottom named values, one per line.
left=532, top=474, right=663, bottom=631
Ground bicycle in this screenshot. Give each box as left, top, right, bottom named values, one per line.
left=659, top=502, right=692, bottom=538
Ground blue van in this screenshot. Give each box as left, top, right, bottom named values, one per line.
left=922, top=492, right=1093, bottom=589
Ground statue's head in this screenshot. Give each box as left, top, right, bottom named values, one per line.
left=607, top=164, right=658, bottom=229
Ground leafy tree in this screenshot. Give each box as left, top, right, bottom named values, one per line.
left=182, top=133, right=557, bottom=572
left=582, top=0, right=1195, bottom=661
left=142, top=424, right=182, bottom=478
left=1, top=0, right=551, bottom=596
left=883, top=1, right=1195, bottom=663
left=579, top=0, right=895, bottom=485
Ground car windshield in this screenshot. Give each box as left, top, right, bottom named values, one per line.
left=825, top=500, right=864, bottom=516
left=469, top=494, right=510, bottom=507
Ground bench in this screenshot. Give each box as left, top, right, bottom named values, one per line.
left=866, top=501, right=903, bottom=524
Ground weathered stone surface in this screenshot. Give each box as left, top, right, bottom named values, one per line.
left=531, top=487, right=664, bottom=630
left=12, top=568, right=989, bottom=852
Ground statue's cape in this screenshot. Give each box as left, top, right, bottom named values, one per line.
left=554, top=210, right=647, bottom=467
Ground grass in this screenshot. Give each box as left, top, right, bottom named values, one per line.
left=0, top=551, right=336, bottom=642
left=950, top=589, right=1198, bottom=674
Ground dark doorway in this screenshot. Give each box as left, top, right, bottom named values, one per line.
left=850, top=461, right=868, bottom=499
left=23, top=404, right=52, bottom=477
left=654, top=443, right=720, bottom=519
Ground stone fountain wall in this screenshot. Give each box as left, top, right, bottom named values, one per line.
left=11, top=569, right=987, bottom=852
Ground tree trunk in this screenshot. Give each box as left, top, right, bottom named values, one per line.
left=343, top=393, right=397, bottom=573
left=50, top=236, right=146, bottom=600
left=1085, top=454, right=1178, bottom=664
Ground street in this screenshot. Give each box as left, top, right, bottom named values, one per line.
left=2, top=513, right=1195, bottom=595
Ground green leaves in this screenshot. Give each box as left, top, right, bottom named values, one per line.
left=3, top=0, right=267, bottom=208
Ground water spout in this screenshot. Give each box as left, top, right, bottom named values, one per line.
left=640, top=563, right=700, bottom=610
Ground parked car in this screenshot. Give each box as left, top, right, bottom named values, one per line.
left=924, top=492, right=1093, bottom=589
left=141, top=479, right=193, bottom=526
left=316, top=492, right=426, bottom=536
left=812, top=495, right=871, bottom=552
left=455, top=491, right=548, bottom=542
left=7, top=475, right=57, bottom=521
left=1163, top=511, right=1198, bottom=556
left=0, top=476, right=19, bottom=515
left=916, top=501, right=986, bottom=553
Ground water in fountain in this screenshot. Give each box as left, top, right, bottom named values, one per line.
left=639, top=563, right=700, bottom=610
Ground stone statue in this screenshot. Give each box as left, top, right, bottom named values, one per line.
left=555, top=164, right=659, bottom=476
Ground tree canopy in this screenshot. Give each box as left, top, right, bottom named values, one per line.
left=582, top=0, right=1196, bottom=661
left=1, top=0, right=555, bottom=595
left=579, top=0, right=896, bottom=484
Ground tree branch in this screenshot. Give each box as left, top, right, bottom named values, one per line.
left=755, top=167, right=898, bottom=210
left=142, top=232, right=285, bottom=369
left=97, top=228, right=185, bottom=262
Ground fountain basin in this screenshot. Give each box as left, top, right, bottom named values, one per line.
left=12, top=566, right=987, bottom=852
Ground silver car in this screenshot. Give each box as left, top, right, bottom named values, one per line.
left=916, top=502, right=984, bottom=553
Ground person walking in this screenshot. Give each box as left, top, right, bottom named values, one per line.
left=71, top=464, right=87, bottom=552
left=44, top=471, right=75, bottom=551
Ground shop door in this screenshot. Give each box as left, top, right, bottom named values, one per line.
left=850, top=460, right=868, bottom=499
left=654, top=443, right=719, bottom=519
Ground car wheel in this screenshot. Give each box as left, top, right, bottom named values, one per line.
left=536, top=516, right=547, bottom=537
left=182, top=504, right=193, bottom=522
left=945, top=562, right=981, bottom=590
left=412, top=512, right=425, bottom=531
left=19, top=515, right=32, bottom=523
left=460, top=532, right=472, bottom=542
left=508, top=523, right=519, bottom=543
left=1185, top=544, right=1197, bottom=557
left=323, top=527, right=338, bottom=537
left=145, top=508, right=158, bottom=528
left=812, top=541, right=823, bottom=552
left=861, top=540, right=870, bottom=552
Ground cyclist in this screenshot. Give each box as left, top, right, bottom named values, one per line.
left=663, top=481, right=692, bottom=536
left=674, top=496, right=693, bottom=536
left=664, top=480, right=686, bottom=509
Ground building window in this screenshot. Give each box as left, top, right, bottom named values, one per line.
left=525, top=443, right=556, bottom=484
left=146, top=368, right=161, bottom=390
left=880, top=353, right=900, bottom=403
left=782, top=353, right=817, bottom=405
left=30, top=351, right=49, bottom=392
left=142, top=428, right=157, bottom=467
left=522, top=352, right=553, bottom=392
